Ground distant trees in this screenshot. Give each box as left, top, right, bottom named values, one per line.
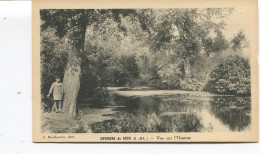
left=204, top=31, right=229, bottom=55
left=231, top=31, right=246, bottom=52
left=145, top=8, right=234, bottom=90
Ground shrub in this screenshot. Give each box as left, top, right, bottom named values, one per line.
left=180, top=76, right=205, bottom=91
left=206, top=55, right=250, bottom=95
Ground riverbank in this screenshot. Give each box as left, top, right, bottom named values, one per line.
left=107, top=86, right=235, bottom=97
left=41, top=105, right=118, bottom=133
left=41, top=112, right=89, bottom=133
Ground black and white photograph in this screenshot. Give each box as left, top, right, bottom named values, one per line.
left=32, top=0, right=258, bottom=142
left=40, top=8, right=252, bottom=133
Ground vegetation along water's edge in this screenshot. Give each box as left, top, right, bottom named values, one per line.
left=40, top=9, right=251, bottom=133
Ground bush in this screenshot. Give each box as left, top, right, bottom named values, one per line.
left=206, top=55, right=250, bottom=95
left=180, top=76, right=205, bottom=91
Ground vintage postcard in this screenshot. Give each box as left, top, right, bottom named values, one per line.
left=33, top=0, right=258, bottom=142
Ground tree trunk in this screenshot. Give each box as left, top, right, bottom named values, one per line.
left=63, top=62, right=81, bottom=117
left=62, top=11, right=87, bottom=118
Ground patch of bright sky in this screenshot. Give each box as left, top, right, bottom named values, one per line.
left=222, top=8, right=248, bottom=40
left=223, top=8, right=251, bottom=57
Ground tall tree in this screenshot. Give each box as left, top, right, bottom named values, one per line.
left=41, top=10, right=89, bottom=117
left=149, top=9, right=233, bottom=81
left=41, top=9, right=142, bottom=117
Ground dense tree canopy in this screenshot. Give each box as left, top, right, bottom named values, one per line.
left=40, top=8, right=250, bottom=116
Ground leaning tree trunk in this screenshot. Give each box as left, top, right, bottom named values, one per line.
left=62, top=11, right=87, bottom=118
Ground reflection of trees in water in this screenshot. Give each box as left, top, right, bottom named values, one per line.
left=91, top=95, right=207, bottom=133
left=111, top=94, right=206, bottom=115
left=210, top=96, right=251, bottom=131
left=111, top=95, right=162, bottom=115
left=91, top=113, right=204, bottom=133
left=90, top=94, right=251, bottom=133
left=159, top=96, right=206, bottom=113
left=160, top=114, right=204, bottom=132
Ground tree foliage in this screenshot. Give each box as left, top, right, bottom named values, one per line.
left=231, top=31, right=246, bottom=52
left=40, top=8, right=250, bottom=112
left=207, top=55, right=251, bottom=95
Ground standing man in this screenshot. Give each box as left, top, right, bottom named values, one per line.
left=47, top=77, right=64, bottom=113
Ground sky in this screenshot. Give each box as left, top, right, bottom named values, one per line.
left=223, top=8, right=249, bottom=40
left=222, top=8, right=253, bottom=57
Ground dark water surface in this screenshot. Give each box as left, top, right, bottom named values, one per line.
left=85, top=88, right=251, bottom=133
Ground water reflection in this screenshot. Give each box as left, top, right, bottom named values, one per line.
left=209, top=97, right=251, bottom=132
left=88, top=92, right=251, bottom=133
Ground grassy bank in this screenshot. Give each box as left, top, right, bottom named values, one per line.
left=41, top=106, right=118, bottom=133
left=41, top=112, right=90, bottom=133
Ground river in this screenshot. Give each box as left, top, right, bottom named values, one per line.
left=80, top=87, right=251, bottom=133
